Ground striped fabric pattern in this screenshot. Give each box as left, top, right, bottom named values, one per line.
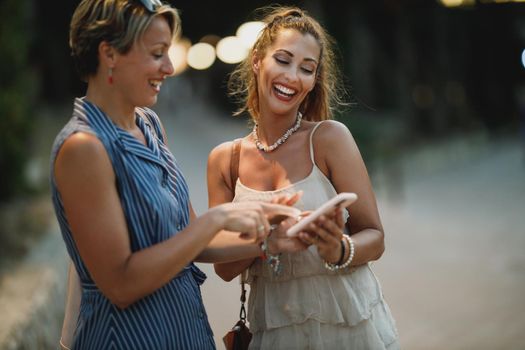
left=50, top=98, right=215, bottom=349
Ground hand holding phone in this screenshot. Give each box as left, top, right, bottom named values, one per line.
left=286, top=192, right=357, bottom=237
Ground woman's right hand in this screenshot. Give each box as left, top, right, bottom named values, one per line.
left=213, top=201, right=301, bottom=243
left=298, top=208, right=345, bottom=263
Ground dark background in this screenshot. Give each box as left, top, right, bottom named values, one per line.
left=1, top=0, right=524, bottom=261
left=27, top=1, right=525, bottom=163
left=1, top=2, right=524, bottom=348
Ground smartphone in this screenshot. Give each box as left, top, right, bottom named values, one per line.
left=286, top=192, right=358, bottom=237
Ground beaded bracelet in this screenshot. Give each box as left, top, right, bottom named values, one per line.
left=324, top=234, right=355, bottom=271
left=260, top=225, right=282, bottom=275
left=335, top=234, right=346, bottom=266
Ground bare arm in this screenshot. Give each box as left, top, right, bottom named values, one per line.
left=55, top=133, right=278, bottom=308
left=207, top=141, right=256, bottom=281
left=314, top=121, right=385, bottom=266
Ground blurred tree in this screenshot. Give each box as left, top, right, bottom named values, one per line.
left=33, top=1, right=81, bottom=101
left=321, top=1, right=524, bottom=155
left=0, top=0, right=37, bottom=201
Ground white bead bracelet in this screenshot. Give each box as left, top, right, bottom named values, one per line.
left=324, top=234, right=355, bottom=271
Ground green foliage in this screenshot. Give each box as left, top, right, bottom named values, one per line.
left=337, top=109, right=408, bottom=165
left=0, top=0, right=37, bottom=201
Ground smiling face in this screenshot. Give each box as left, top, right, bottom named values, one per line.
left=112, top=15, right=174, bottom=108
left=253, top=28, right=321, bottom=117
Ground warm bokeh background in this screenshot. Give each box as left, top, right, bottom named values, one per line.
left=1, top=0, right=524, bottom=349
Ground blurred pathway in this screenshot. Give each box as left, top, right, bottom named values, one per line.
left=4, top=80, right=522, bottom=348
left=156, top=83, right=525, bottom=349
left=374, top=139, right=525, bottom=349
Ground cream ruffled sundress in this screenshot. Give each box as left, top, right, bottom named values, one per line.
left=233, top=123, right=400, bottom=350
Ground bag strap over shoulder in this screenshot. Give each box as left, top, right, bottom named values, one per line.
left=230, top=138, right=242, bottom=192
left=228, top=138, right=249, bottom=295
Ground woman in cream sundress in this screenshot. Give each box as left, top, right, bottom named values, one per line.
left=208, top=6, right=399, bottom=350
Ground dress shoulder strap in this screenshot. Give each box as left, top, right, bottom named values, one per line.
left=308, top=122, right=324, bottom=164
left=229, top=138, right=242, bottom=193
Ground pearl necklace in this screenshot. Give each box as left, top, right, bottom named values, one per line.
left=253, top=112, right=303, bottom=152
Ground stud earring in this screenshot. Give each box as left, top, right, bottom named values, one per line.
left=108, top=68, right=113, bottom=85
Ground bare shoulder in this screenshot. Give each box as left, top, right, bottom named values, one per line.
left=58, top=132, right=106, bottom=162
left=207, top=139, right=239, bottom=187
left=55, top=132, right=113, bottom=182
left=207, top=139, right=243, bottom=203
left=316, top=120, right=352, bottom=139
left=208, top=140, right=235, bottom=166
left=314, top=120, right=357, bottom=151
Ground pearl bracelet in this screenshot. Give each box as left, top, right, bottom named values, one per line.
left=324, top=234, right=355, bottom=271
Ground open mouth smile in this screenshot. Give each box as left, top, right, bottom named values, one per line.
left=149, top=79, right=163, bottom=92
left=273, top=83, right=297, bottom=99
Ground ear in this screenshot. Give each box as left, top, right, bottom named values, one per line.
left=252, top=49, right=260, bottom=75
left=98, top=41, right=117, bottom=69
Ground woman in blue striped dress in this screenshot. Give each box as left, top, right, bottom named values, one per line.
left=51, top=1, right=302, bottom=349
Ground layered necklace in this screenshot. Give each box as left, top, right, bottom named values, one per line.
left=253, top=111, right=303, bottom=153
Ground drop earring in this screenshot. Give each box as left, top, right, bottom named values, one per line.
left=108, top=67, right=113, bottom=85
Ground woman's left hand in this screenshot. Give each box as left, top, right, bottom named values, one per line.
left=267, top=217, right=310, bottom=254
left=298, top=207, right=345, bottom=263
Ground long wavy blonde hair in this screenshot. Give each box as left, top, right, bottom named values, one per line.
left=228, top=5, right=347, bottom=122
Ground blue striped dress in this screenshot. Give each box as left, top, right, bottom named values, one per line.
left=50, top=97, right=216, bottom=349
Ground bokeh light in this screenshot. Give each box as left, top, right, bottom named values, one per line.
left=168, top=37, right=191, bottom=76
left=187, top=42, right=216, bottom=70
left=438, top=0, right=464, bottom=6
left=216, top=36, right=248, bottom=64
left=199, top=34, right=221, bottom=47
left=438, top=0, right=476, bottom=6
left=236, top=21, right=265, bottom=48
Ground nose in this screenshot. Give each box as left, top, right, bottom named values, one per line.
left=284, top=66, right=299, bottom=83
left=162, top=54, right=175, bottom=76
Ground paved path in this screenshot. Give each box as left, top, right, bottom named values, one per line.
left=373, top=139, right=525, bottom=349
left=5, top=80, right=521, bottom=349
left=156, top=81, right=525, bottom=349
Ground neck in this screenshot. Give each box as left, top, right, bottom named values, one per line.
left=253, top=109, right=302, bottom=153
left=85, top=76, right=136, bottom=130
left=256, top=108, right=300, bottom=144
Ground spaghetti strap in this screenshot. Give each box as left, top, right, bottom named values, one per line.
left=308, top=122, right=324, bottom=164
left=230, top=138, right=242, bottom=192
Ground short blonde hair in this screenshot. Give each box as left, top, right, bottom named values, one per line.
left=228, top=6, right=347, bottom=122
left=69, top=0, right=179, bottom=81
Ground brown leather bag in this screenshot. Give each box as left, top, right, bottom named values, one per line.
left=223, top=139, right=253, bottom=350
left=223, top=277, right=252, bottom=350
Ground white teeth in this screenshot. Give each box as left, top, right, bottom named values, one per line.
left=149, top=80, right=162, bottom=88
left=274, top=84, right=296, bottom=96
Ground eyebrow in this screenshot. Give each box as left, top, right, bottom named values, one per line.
left=152, top=42, right=170, bottom=47
left=275, top=49, right=318, bottom=64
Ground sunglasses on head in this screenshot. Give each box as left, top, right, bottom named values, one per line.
left=138, top=0, right=162, bottom=12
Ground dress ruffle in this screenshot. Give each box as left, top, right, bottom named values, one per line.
left=245, top=244, right=398, bottom=349
left=249, top=308, right=399, bottom=350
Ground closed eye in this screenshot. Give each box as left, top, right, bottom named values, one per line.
left=301, top=67, right=314, bottom=74
left=275, top=57, right=289, bottom=65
